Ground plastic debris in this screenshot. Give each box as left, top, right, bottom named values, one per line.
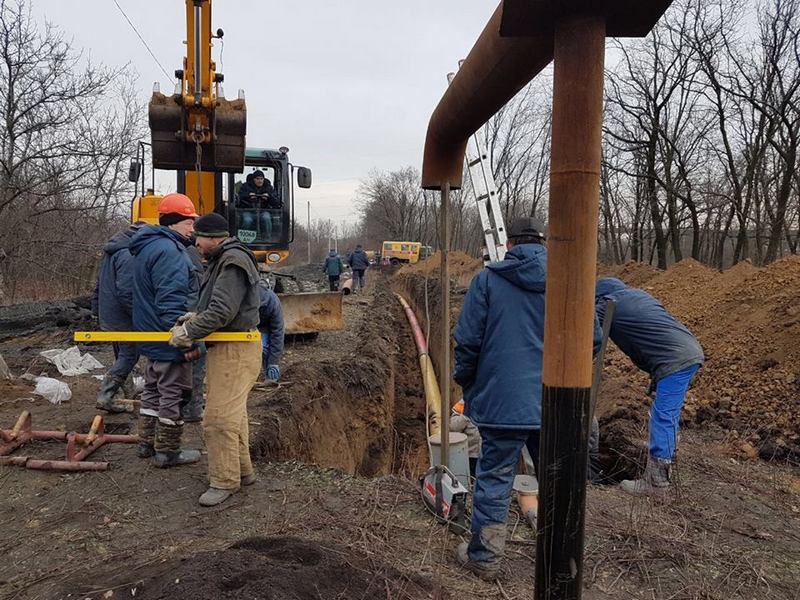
left=32, top=376, right=72, bottom=404
left=40, top=346, right=104, bottom=377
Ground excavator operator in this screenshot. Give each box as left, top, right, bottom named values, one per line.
left=236, top=170, right=280, bottom=239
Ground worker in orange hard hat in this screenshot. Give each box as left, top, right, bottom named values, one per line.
left=129, top=192, right=204, bottom=468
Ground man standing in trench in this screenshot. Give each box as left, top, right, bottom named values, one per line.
left=168, top=213, right=262, bottom=507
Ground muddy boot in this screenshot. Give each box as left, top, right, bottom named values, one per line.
left=136, top=415, right=157, bottom=458
left=620, top=456, right=672, bottom=496
left=199, top=487, right=237, bottom=506
left=151, top=420, right=201, bottom=468
left=456, top=542, right=500, bottom=582
left=96, top=374, right=126, bottom=413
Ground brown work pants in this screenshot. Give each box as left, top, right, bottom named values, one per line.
left=204, top=341, right=261, bottom=490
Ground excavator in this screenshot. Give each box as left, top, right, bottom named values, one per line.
left=127, top=0, right=342, bottom=335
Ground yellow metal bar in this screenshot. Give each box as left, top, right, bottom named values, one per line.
left=74, top=331, right=261, bottom=343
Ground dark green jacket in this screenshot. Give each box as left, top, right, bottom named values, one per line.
left=185, top=239, right=260, bottom=338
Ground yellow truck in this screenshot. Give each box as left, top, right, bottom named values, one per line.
left=380, top=241, right=432, bottom=266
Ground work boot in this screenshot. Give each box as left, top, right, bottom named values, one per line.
left=241, top=473, right=257, bottom=486
left=151, top=420, right=201, bottom=468
left=96, top=374, right=126, bottom=413
left=620, top=456, right=672, bottom=496
left=136, top=415, right=157, bottom=458
left=199, top=487, right=237, bottom=507
left=456, top=542, right=500, bottom=582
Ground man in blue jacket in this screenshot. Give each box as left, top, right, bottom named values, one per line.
left=595, top=278, right=704, bottom=495
left=322, top=249, right=344, bottom=291
left=258, top=284, right=284, bottom=382
left=92, top=222, right=144, bottom=412
left=452, top=217, right=549, bottom=580
left=347, top=244, right=370, bottom=292
left=130, top=193, right=203, bottom=468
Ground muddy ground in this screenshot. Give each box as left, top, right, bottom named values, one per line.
left=0, top=262, right=799, bottom=599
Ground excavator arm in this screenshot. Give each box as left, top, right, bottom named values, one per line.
left=148, top=0, right=246, bottom=173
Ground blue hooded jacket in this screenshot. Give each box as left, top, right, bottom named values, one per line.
left=92, top=225, right=139, bottom=331
left=323, top=251, right=344, bottom=276
left=258, top=285, right=285, bottom=364
left=454, top=244, right=549, bottom=430
left=595, top=277, right=704, bottom=382
left=129, top=225, right=201, bottom=362
left=348, top=248, right=370, bottom=270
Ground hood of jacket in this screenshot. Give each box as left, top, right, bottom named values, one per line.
left=328, top=250, right=338, bottom=257
left=596, top=277, right=627, bottom=298
left=486, top=243, right=547, bottom=292
left=207, top=238, right=259, bottom=278
left=129, top=224, right=189, bottom=256
left=103, top=226, right=140, bottom=256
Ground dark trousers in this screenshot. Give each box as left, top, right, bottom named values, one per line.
left=353, top=269, right=365, bottom=290
left=108, top=342, right=139, bottom=380
left=181, top=354, right=206, bottom=420
left=140, top=359, right=192, bottom=423
left=328, top=275, right=340, bottom=291
left=469, top=427, right=540, bottom=564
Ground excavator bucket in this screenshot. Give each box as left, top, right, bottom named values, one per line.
left=279, top=292, right=344, bottom=335
left=148, top=92, right=247, bottom=172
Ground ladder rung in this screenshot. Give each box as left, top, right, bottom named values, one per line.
left=476, top=193, right=490, bottom=201
left=468, top=157, right=482, bottom=167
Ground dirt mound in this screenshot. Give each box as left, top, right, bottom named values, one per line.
left=398, top=251, right=482, bottom=280
left=100, top=536, right=442, bottom=600
left=598, top=261, right=661, bottom=287
left=607, top=256, right=800, bottom=463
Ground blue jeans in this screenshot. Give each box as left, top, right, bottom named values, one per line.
left=109, top=342, right=139, bottom=380
left=240, top=211, right=272, bottom=239
left=469, top=427, right=539, bottom=564
left=650, top=364, right=701, bottom=460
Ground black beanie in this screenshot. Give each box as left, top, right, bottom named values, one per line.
left=159, top=212, right=193, bottom=227
left=194, top=213, right=230, bottom=237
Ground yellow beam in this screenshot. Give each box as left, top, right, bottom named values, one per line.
left=74, top=331, right=261, bottom=343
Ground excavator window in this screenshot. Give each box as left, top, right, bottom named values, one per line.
left=230, top=165, right=283, bottom=245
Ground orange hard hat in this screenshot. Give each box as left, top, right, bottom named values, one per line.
left=452, top=399, right=465, bottom=414
left=158, top=193, right=199, bottom=218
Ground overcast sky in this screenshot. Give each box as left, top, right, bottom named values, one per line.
left=32, top=0, right=501, bottom=226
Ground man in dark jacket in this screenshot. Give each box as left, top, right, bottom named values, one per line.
left=595, top=278, right=704, bottom=495
left=258, top=284, right=284, bottom=381
left=130, top=193, right=202, bottom=469
left=452, top=217, right=548, bottom=580
left=169, top=212, right=261, bottom=507
left=347, top=244, right=370, bottom=292
left=322, top=249, right=344, bottom=291
left=92, top=222, right=144, bottom=412
left=181, top=243, right=206, bottom=423
left=236, top=170, right=279, bottom=239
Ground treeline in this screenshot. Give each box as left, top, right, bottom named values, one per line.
left=357, top=0, right=800, bottom=269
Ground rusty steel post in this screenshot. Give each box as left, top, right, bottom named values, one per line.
left=536, top=14, right=606, bottom=600
left=439, top=183, right=451, bottom=468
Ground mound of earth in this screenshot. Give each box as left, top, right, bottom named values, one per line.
left=598, top=260, right=661, bottom=287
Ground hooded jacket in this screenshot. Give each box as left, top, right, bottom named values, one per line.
left=454, top=244, right=548, bottom=429
left=129, top=225, right=200, bottom=362
left=184, top=238, right=260, bottom=338
left=347, top=248, right=370, bottom=270
left=323, top=251, right=344, bottom=276
left=92, top=225, right=140, bottom=331
left=595, top=277, right=704, bottom=382
left=258, top=285, right=285, bottom=364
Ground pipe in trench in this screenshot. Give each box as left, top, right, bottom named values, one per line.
left=394, top=293, right=442, bottom=439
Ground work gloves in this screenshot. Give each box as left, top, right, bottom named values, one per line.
left=169, top=323, right=194, bottom=348
left=266, top=365, right=280, bottom=381
left=176, top=312, right=197, bottom=324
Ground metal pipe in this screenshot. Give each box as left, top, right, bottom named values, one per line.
left=439, top=183, right=451, bottom=468
left=536, top=14, right=606, bottom=600
left=193, top=0, right=202, bottom=104
left=25, top=459, right=109, bottom=472
left=421, top=3, right=553, bottom=190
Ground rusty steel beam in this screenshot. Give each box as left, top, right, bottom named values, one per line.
left=421, top=3, right=553, bottom=190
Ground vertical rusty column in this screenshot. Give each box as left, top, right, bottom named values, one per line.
left=439, top=183, right=451, bottom=468
left=536, top=14, right=606, bottom=600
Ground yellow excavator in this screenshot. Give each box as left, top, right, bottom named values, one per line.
left=128, top=0, right=342, bottom=335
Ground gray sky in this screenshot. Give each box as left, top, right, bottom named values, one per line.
left=33, top=0, right=500, bottom=226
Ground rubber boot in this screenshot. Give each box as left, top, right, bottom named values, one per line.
left=96, top=374, right=126, bottom=413
left=136, top=415, right=157, bottom=458
left=456, top=542, right=501, bottom=582
left=620, top=456, right=672, bottom=496
left=151, top=420, right=201, bottom=468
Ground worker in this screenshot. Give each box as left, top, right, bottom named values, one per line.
left=181, top=241, right=206, bottom=423
left=91, top=222, right=144, bottom=413
left=347, top=244, right=370, bottom=292
left=168, top=212, right=261, bottom=507
left=595, top=277, right=704, bottom=495
left=129, top=193, right=202, bottom=468
left=452, top=217, right=549, bottom=581
left=237, top=170, right=278, bottom=239
left=450, top=399, right=480, bottom=477
left=322, top=249, right=344, bottom=291
left=258, top=284, right=284, bottom=382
